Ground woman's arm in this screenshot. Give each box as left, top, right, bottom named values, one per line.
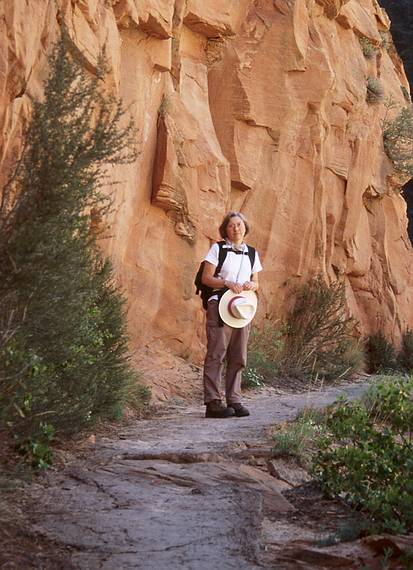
left=202, top=262, right=243, bottom=294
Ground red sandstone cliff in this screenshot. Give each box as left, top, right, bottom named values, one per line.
left=1, top=0, right=412, bottom=368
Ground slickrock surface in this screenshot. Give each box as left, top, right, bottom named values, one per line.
left=1, top=0, right=412, bottom=369
left=27, top=382, right=371, bottom=569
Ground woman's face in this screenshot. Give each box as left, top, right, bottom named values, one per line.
left=226, top=216, right=246, bottom=243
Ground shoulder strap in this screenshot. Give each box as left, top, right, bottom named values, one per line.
left=214, top=241, right=228, bottom=276
left=247, top=245, right=256, bottom=275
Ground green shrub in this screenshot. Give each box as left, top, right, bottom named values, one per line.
left=295, top=406, right=326, bottom=425
left=122, top=380, right=152, bottom=415
left=272, top=407, right=326, bottom=466
left=401, top=85, right=411, bottom=103
left=312, top=376, right=413, bottom=534
left=383, top=104, right=413, bottom=178
left=242, top=365, right=265, bottom=390
left=18, top=422, right=55, bottom=470
left=359, top=37, right=377, bottom=59
left=0, top=35, right=148, bottom=455
left=362, top=375, right=413, bottom=428
left=365, top=331, right=397, bottom=373
left=379, top=30, right=390, bottom=52
left=366, top=77, right=385, bottom=104
left=398, top=329, right=413, bottom=373
left=243, top=323, right=284, bottom=387
left=280, top=277, right=364, bottom=382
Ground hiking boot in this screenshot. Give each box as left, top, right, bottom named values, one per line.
left=205, top=400, right=235, bottom=418
left=227, top=402, right=250, bottom=417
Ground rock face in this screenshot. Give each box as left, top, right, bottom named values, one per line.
left=379, top=0, right=413, bottom=92
left=379, top=0, right=413, bottom=243
left=1, top=0, right=412, bottom=366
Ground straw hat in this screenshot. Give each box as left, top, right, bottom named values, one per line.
left=218, top=290, right=258, bottom=328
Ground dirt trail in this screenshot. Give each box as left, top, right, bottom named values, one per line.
left=28, top=382, right=370, bottom=569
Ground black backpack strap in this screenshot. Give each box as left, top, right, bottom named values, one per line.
left=214, top=240, right=228, bottom=277
left=213, top=241, right=228, bottom=325
left=246, top=245, right=256, bottom=276
left=194, top=241, right=228, bottom=311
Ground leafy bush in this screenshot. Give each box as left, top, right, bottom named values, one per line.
left=383, top=103, right=413, bottom=178
left=0, top=35, right=149, bottom=456
left=122, top=380, right=152, bottom=415
left=366, top=77, right=385, bottom=104
left=398, top=329, right=413, bottom=373
left=243, top=323, right=284, bottom=388
left=379, top=30, right=390, bottom=52
left=362, top=375, right=413, bottom=427
left=312, top=376, right=413, bottom=534
left=272, top=407, right=326, bottom=466
left=400, top=85, right=411, bottom=103
left=242, top=365, right=265, bottom=390
left=245, top=279, right=365, bottom=386
left=280, top=277, right=364, bottom=382
left=359, top=37, right=377, bottom=59
left=365, top=331, right=397, bottom=373
left=272, top=420, right=315, bottom=463
left=18, top=422, right=55, bottom=470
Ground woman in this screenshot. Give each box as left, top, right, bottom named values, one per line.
left=201, top=211, right=263, bottom=418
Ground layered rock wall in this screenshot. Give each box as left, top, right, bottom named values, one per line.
left=379, top=0, right=413, bottom=243
left=1, top=0, right=412, bottom=363
left=380, top=0, right=413, bottom=92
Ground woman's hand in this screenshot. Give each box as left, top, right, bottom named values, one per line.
left=225, top=281, right=243, bottom=294
left=242, top=281, right=258, bottom=291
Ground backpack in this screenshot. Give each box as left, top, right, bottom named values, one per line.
left=194, top=241, right=256, bottom=310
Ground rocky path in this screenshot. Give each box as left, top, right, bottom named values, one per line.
left=28, top=382, right=370, bottom=570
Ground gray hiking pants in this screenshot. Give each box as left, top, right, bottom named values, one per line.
left=203, top=300, right=250, bottom=404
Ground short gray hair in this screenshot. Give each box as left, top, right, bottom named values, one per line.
left=219, top=211, right=250, bottom=239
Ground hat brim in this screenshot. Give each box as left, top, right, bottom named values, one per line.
left=218, top=290, right=258, bottom=328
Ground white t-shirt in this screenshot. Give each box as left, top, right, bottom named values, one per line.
left=204, top=242, right=263, bottom=300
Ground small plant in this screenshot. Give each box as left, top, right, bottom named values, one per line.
left=400, top=549, right=413, bottom=566
left=123, top=380, right=152, bottom=415
left=365, top=331, right=397, bottom=373
left=272, top=422, right=313, bottom=463
left=398, top=329, right=413, bottom=373
left=296, top=406, right=326, bottom=425
left=280, top=277, right=364, bottom=382
left=312, top=376, right=413, bottom=534
left=400, top=85, right=411, bottom=103
left=366, top=77, right=385, bottom=104
left=244, top=323, right=284, bottom=386
left=242, top=366, right=265, bottom=389
left=359, top=37, right=377, bottom=59
left=383, top=102, right=413, bottom=178
left=272, top=407, right=326, bottom=465
left=379, top=30, right=390, bottom=52
left=18, top=422, right=55, bottom=470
